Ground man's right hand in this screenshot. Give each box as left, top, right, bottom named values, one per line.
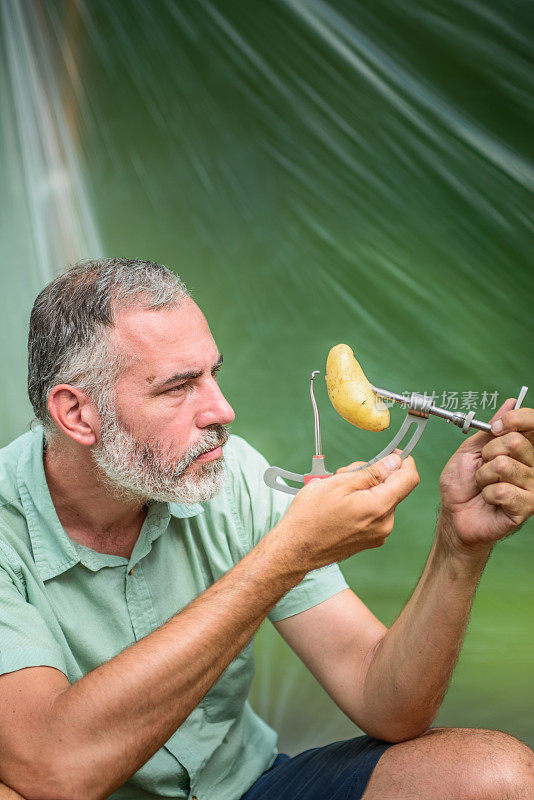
left=274, top=452, right=420, bottom=570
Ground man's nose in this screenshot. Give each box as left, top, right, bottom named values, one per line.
left=197, top=380, right=235, bottom=428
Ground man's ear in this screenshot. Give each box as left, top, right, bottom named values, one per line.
left=47, top=385, right=101, bottom=446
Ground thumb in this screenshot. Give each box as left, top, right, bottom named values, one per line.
left=339, top=452, right=402, bottom=490
left=457, top=397, right=517, bottom=454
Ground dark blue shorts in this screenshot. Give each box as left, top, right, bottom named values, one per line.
left=240, top=735, right=394, bottom=799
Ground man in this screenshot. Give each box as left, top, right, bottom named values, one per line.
left=0, top=258, right=532, bottom=800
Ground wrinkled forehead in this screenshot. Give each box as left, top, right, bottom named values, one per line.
left=110, top=299, right=215, bottom=374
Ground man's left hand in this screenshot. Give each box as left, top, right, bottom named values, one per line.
left=439, top=398, right=534, bottom=549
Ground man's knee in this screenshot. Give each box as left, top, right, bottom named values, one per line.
left=422, top=727, right=534, bottom=799
left=472, top=729, right=533, bottom=800
left=363, top=726, right=533, bottom=800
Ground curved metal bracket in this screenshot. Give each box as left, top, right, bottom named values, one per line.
left=264, top=409, right=428, bottom=494
left=349, top=410, right=429, bottom=471
left=264, top=466, right=305, bottom=496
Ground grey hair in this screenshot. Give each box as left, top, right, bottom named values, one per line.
left=28, top=257, right=192, bottom=439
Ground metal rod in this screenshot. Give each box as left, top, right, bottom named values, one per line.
left=310, top=371, right=322, bottom=455
left=515, top=386, right=528, bottom=409
left=372, top=385, right=492, bottom=433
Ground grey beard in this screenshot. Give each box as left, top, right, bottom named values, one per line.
left=91, top=405, right=229, bottom=505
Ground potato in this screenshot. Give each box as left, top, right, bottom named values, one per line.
left=325, top=344, right=390, bottom=432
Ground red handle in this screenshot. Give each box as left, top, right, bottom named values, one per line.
left=304, top=474, right=331, bottom=485
left=304, top=455, right=332, bottom=484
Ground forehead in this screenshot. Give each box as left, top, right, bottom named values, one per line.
left=112, top=300, right=216, bottom=375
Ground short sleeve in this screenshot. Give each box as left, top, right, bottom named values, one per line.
left=0, top=556, right=68, bottom=677
left=225, top=435, right=348, bottom=622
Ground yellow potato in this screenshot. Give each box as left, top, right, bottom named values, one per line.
left=325, top=344, right=390, bottom=432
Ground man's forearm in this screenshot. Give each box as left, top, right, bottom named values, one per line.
left=42, top=526, right=304, bottom=800
left=360, top=511, right=492, bottom=742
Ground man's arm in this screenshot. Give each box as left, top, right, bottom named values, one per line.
left=276, top=402, right=534, bottom=744
left=0, top=456, right=417, bottom=800
left=360, top=514, right=491, bottom=741
left=0, top=533, right=305, bottom=800
left=274, top=514, right=490, bottom=743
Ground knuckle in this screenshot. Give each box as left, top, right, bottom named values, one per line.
left=383, top=518, right=394, bottom=535
left=404, top=457, right=420, bottom=485
left=366, top=467, right=384, bottom=486
left=376, top=521, right=388, bottom=536
left=474, top=466, right=485, bottom=488
left=376, top=515, right=394, bottom=536
left=508, top=432, right=525, bottom=451
left=482, top=483, right=505, bottom=503
left=407, top=456, right=418, bottom=473
left=494, top=455, right=510, bottom=475
left=495, top=483, right=511, bottom=502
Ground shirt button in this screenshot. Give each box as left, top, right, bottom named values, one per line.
left=128, top=567, right=135, bottom=576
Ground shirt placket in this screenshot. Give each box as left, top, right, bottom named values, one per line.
left=124, top=555, right=207, bottom=798
left=124, top=561, right=160, bottom=641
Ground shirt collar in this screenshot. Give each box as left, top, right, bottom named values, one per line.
left=17, top=426, right=205, bottom=581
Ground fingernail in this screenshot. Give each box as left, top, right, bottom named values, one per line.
left=492, top=420, right=503, bottom=434
left=383, top=454, right=401, bottom=471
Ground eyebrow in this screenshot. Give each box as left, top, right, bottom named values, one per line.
left=154, top=353, right=224, bottom=390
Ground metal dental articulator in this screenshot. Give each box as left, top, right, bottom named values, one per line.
left=264, top=373, right=529, bottom=496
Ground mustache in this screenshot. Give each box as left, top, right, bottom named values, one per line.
left=196, top=424, right=230, bottom=457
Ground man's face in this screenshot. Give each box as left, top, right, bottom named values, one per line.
left=91, top=299, right=236, bottom=504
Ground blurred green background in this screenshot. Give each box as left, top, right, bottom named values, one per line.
left=1, top=0, right=532, bottom=750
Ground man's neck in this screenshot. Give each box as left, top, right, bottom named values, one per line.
left=43, top=437, right=148, bottom=559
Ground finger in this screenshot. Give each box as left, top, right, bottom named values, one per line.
left=336, top=461, right=367, bottom=474
left=481, top=482, right=534, bottom=525
left=336, top=453, right=402, bottom=491
left=491, top=407, right=534, bottom=441
left=375, top=511, right=396, bottom=541
left=475, top=455, right=534, bottom=493
left=336, top=448, right=403, bottom=475
left=488, top=398, right=519, bottom=427
left=481, top=432, right=534, bottom=468
left=456, top=398, right=517, bottom=456
left=358, top=456, right=420, bottom=515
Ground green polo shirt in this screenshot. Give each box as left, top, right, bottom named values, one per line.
left=0, top=426, right=348, bottom=800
